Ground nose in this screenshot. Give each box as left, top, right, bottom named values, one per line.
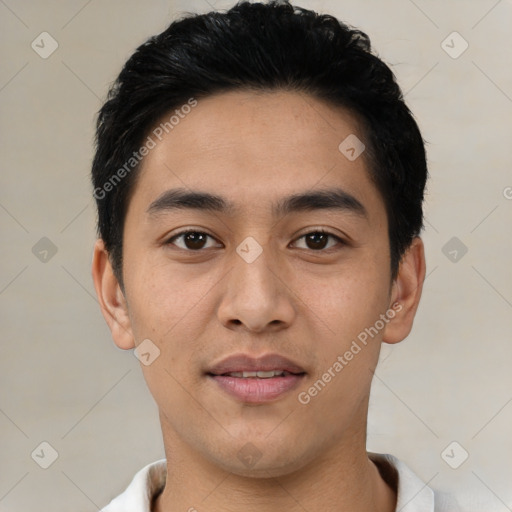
left=217, top=244, right=296, bottom=334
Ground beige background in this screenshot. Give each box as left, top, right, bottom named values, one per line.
left=1, top=0, right=511, bottom=510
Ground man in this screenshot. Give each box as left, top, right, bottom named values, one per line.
left=91, top=1, right=465, bottom=510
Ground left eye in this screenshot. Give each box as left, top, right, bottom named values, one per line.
left=292, top=231, right=341, bottom=250
left=168, top=231, right=221, bottom=250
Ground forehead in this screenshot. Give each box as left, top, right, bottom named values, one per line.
left=130, top=90, right=384, bottom=220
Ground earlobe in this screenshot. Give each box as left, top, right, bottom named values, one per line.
left=382, top=237, right=426, bottom=345
left=91, top=239, right=135, bottom=350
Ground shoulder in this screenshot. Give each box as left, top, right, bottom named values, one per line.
left=435, top=490, right=506, bottom=512
left=101, top=459, right=166, bottom=512
left=369, top=452, right=502, bottom=512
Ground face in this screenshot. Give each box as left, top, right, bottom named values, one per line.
left=94, top=90, right=422, bottom=477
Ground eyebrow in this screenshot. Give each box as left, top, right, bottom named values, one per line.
left=146, top=187, right=367, bottom=218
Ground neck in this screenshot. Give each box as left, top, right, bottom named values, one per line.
left=153, top=418, right=396, bottom=512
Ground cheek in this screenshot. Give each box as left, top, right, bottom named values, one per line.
left=295, top=263, right=391, bottom=345
left=124, top=253, right=218, bottom=343
left=291, top=268, right=390, bottom=429
left=124, top=261, right=212, bottom=411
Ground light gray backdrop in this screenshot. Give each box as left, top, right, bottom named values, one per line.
left=1, top=0, right=511, bottom=510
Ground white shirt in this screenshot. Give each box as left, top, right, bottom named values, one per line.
left=99, top=453, right=480, bottom=511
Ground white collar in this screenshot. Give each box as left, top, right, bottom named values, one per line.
left=101, top=453, right=458, bottom=512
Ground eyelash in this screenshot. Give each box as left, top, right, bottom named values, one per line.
left=166, top=228, right=344, bottom=252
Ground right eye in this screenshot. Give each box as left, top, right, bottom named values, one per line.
left=166, top=230, right=223, bottom=251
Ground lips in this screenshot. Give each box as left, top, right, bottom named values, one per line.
left=207, top=353, right=306, bottom=404
left=223, top=370, right=290, bottom=378
left=207, top=353, right=306, bottom=376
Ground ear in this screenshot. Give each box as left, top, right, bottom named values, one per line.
left=91, top=239, right=135, bottom=349
left=382, top=237, right=426, bottom=344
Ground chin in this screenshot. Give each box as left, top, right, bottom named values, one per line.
left=206, top=435, right=316, bottom=479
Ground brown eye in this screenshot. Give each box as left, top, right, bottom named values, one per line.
left=292, top=231, right=341, bottom=251
left=168, top=231, right=221, bottom=250
left=183, top=232, right=207, bottom=250
left=304, top=232, right=329, bottom=250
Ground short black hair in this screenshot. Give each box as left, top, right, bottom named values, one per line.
left=92, top=0, right=427, bottom=283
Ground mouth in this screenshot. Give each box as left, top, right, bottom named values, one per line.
left=216, top=370, right=298, bottom=378
left=206, top=353, right=306, bottom=404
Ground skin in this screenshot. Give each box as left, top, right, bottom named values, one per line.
left=92, top=90, right=425, bottom=512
